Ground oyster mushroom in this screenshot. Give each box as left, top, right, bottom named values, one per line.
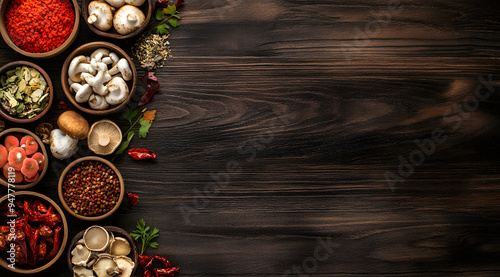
left=71, top=244, right=92, bottom=266
left=114, top=256, right=135, bottom=277
left=110, top=237, right=131, bottom=256
left=73, top=265, right=95, bottom=277
left=113, top=5, right=145, bottom=35
left=87, top=1, right=114, bottom=31
left=105, top=76, right=129, bottom=105
left=93, top=255, right=119, bottom=277
left=50, top=129, right=78, bottom=160
left=88, top=120, right=122, bottom=155
left=84, top=226, right=110, bottom=252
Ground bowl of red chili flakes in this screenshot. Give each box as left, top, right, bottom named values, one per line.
left=0, top=0, right=80, bottom=59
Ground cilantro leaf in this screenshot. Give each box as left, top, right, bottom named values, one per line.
left=138, top=118, right=153, bottom=138
left=156, top=24, right=170, bottom=35
left=164, top=5, right=176, bottom=15
left=168, top=18, right=179, bottom=27
left=155, top=10, right=165, bottom=20
left=122, top=108, right=138, bottom=124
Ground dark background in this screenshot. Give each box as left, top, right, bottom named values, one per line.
left=2, top=0, right=500, bottom=276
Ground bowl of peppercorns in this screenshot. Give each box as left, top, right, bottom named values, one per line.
left=57, top=156, right=124, bottom=221
left=0, top=0, right=80, bottom=58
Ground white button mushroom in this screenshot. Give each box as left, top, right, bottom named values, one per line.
left=70, top=83, right=93, bottom=103
left=81, top=69, right=112, bottom=96
left=49, top=129, right=79, bottom=160
left=89, top=94, right=110, bottom=110
left=113, top=5, right=145, bottom=35
left=105, top=77, right=129, bottom=105
left=108, top=58, right=132, bottom=81
left=87, top=1, right=114, bottom=31
left=68, top=56, right=95, bottom=83
left=105, top=0, right=125, bottom=8
left=124, top=0, right=145, bottom=6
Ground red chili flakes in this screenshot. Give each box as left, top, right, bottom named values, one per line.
left=5, top=0, right=75, bottom=53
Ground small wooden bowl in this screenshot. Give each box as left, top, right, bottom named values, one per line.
left=58, top=156, right=125, bottom=221
left=0, top=128, right=49, bottom=190
left=82, top=0, right=152, bottom=39
left=61, top=41, right=137, bottom=115
left=66, top=226, right=138, bottom=275
left=0, top=191, right=69, bottom=274
left=0, top=61, right=54, bottom=123
left=0, top=0, right=80, bottom=58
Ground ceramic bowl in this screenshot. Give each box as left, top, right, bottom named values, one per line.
left=0, top=61, right=54, bottom=123
left=0, top=128, right=49, bottom=190
left=0, top=0, right=80, bottom=58
left=0, top=191, right=68, bottom=274
left=82, top=0, right=152, bottom=39
left=66, top=226, right=138, bottom=275
left=58, top=156, right=125, bottom=221
left=60, top=41, right=137, bottom=115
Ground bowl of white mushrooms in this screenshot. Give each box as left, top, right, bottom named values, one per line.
left=82, top=0, right=152, bottom=39
left=60, top=41, right=137, bottom=115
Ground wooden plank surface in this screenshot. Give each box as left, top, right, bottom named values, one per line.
left=2, top=0, right=500, bottom=276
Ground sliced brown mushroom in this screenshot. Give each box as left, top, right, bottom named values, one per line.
left=88, top=120, right=123, bottom=155
left=84, top=226, right=110, bottom=252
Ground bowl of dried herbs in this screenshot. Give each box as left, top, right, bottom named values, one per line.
left=0, top=61, right=53, bottom=123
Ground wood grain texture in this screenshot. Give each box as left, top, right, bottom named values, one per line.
left=2, top=0, right=500, bottom=276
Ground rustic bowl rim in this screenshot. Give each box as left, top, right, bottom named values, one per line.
left=0, top=128, right=49, bottom=189
left=66, top=225, right=138, bottom=275
left=60, top=41, right=137, bottom=115
left=0, top=61, right=54, bottom=123
left=0, top=0, right=80, bottom=59
left=57, top=156, right=125, bottom=221
left=0, top=191, right=69, bottom=274
left=81, top=0, right=152, bottom=39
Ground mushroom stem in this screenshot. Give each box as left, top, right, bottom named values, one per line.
left=99, top=134, right=111, bottom=147
left=88, top=13, right=98, bottom=24
left=127, top=13, right=137, bottom=22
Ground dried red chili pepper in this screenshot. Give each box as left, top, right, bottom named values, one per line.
left=57, top=100, right=68, bottom=110
left=154, top=267, right=180, bottom=277
left=33, top=199, right=48, bottom=213
left=44, top=226, right=61, bottom=262
left=128, top=148, right=157, bottom=160
left=138, top=72, right=160, bottom=106
left=5, top=0, right=75, bottom=53
left=127, top=192, right=139, bottom=207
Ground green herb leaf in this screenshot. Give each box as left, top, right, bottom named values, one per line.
left=123, top=108, right=138, bottom=124
left=172, top=14, right=181, bottom=19
left=115, top=131, right=134, bottom=155
left=138, top=118, right=152, bottom=138
left=156, top=24, right=170, bottom=35
left=164, top=5, right=176, bottom=15
left=155, top=10, right=165, bottom=20
left=168, top=18, right=179, bottom=27
left=129, top=219, right=160, bottom=255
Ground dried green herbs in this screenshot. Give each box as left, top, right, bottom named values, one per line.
left=0, top=66, right=50, bottom=118
left=132, top=33, right=172, bottom=71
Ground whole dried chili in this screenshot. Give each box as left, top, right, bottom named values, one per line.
left=128, top=148, right=157, bottom=160
left=127, top=192, right=139, bottom=207
left=5, top=0, right=75, bottom=53
left=139, top=255, right=180, bottom=277
left=138, top=72, right=160, bottom=106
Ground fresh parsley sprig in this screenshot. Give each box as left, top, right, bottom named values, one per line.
left=130, top=219, right=160, bottom=255
left=147, top=4, right=182, bottom=35
left=112, top=108, right=156, bottom=160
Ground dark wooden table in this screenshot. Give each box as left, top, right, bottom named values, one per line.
left=2, top=0, right=500, bottom=276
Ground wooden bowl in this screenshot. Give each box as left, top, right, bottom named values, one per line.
left=0, top=61, right=54, bottom=123
left=61, top=41, right=137, bottom=115
left=0, top=128, right=49, bottom=190
left=0, top=191, right=69, bottom=274
left=58, top=156, right=125, bottom=221
left=0, top=0, right=80, bottom=58
left=82, top=0, right=152, bottom=39
left=66, top=226, right=138, bottom=275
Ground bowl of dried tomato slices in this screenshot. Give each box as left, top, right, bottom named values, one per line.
left=0, top=191, right=68, bottom=274
left=0, top=0, right=80, bottom=58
